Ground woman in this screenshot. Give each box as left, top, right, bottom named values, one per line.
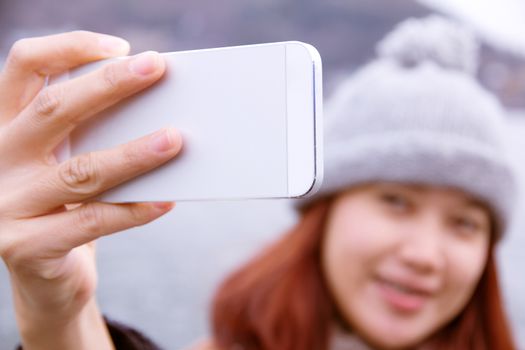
left=0, top=16, right=517, bottom=350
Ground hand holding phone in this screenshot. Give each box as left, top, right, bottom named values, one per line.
left=0, top=31, right=182, bottom=350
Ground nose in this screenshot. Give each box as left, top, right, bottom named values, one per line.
left=398, top=217, right=446, bottom=274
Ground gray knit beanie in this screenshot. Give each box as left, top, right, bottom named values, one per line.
left=296, top=16, right=517, bottom=236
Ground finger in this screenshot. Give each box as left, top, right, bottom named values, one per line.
left=7, top=51, right=166, bottom=158
left=24, top=127, right=182, bottom=215
left=4, top=201, right=174, bottom=260
left=0, top=31, right=130, bottom=122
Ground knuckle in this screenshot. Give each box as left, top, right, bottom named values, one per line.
left=66, top=31, right=96, bottom=52
left=7, top=38, right=34, bottom=69
left=128, top=204, right=153, bottom=224
left=72, top=282, right=95, bottom=306
left=58, top=153, right=101, bottom=195
left=0, top=225, right=25, bottom=265
left=101, top=63, right=122, bottom=92
left=76, top=203, right=105, bottom=237
left=34, top=85, right=63, bottom=118
left=0, top=237, right=18, bottom=262
left=69, top=30, right=92, bottom=41
left=120, top=143, right=144, bottom=170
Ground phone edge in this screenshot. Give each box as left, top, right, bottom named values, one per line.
left=285, top=41, right=324, bottom=198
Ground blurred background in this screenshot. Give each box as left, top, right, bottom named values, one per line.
left=0, top=0, right=524, bottom=349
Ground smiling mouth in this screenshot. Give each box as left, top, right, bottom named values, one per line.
left=375, top=277, right=432, bottom=313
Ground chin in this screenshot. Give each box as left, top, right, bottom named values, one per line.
left=347, top=312, right=431, bottom=350
left=365, top=336, right=423, bottom=350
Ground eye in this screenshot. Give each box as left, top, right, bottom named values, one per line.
left=453, top=216, right=481, bottom=234
left=379, top=192, right=411, bottom=212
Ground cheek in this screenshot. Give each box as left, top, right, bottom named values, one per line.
left=321, top=206, right=396, bottom=324
left=322, top=209, right=387, bottom=285
left=324, top=202, right=396, bottom=263
left=437, top=239, right=489, bottom=317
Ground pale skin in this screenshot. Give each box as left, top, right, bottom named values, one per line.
left=0, top=31, right=182, bottom=349
left=322, top=183, right=491, bottom=349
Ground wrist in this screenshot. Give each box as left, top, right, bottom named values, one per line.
left=17, top=297, right=114, bottom=350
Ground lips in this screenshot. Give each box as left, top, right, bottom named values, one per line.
left=374, top=275, right=436, bottom=313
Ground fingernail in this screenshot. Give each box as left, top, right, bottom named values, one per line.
left=152, top=202, right=174, bottom=211
left=129, top=51, right=160, bottom=76
left=99, top=35, right=129, bottom=55
left=149, top=128, right=178, bottom=153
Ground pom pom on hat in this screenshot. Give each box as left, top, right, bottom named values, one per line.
left=376, top=15, right=479, bottom=75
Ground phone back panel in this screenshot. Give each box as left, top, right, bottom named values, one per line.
left=55, top=42, right=317, bottom=201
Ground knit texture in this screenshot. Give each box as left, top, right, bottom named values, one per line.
left=296, top=16, right=517, bottom=235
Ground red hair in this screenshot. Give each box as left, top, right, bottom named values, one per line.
left=210, top=199, right=516, bottom=350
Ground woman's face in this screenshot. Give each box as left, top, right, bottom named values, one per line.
left=322, top=183, right=491, bottom=349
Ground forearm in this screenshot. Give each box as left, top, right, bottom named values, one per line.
left=16, top=297, right=115, bottom=350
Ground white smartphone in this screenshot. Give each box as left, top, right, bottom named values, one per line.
left=49, top=41, right=323, bottom=202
